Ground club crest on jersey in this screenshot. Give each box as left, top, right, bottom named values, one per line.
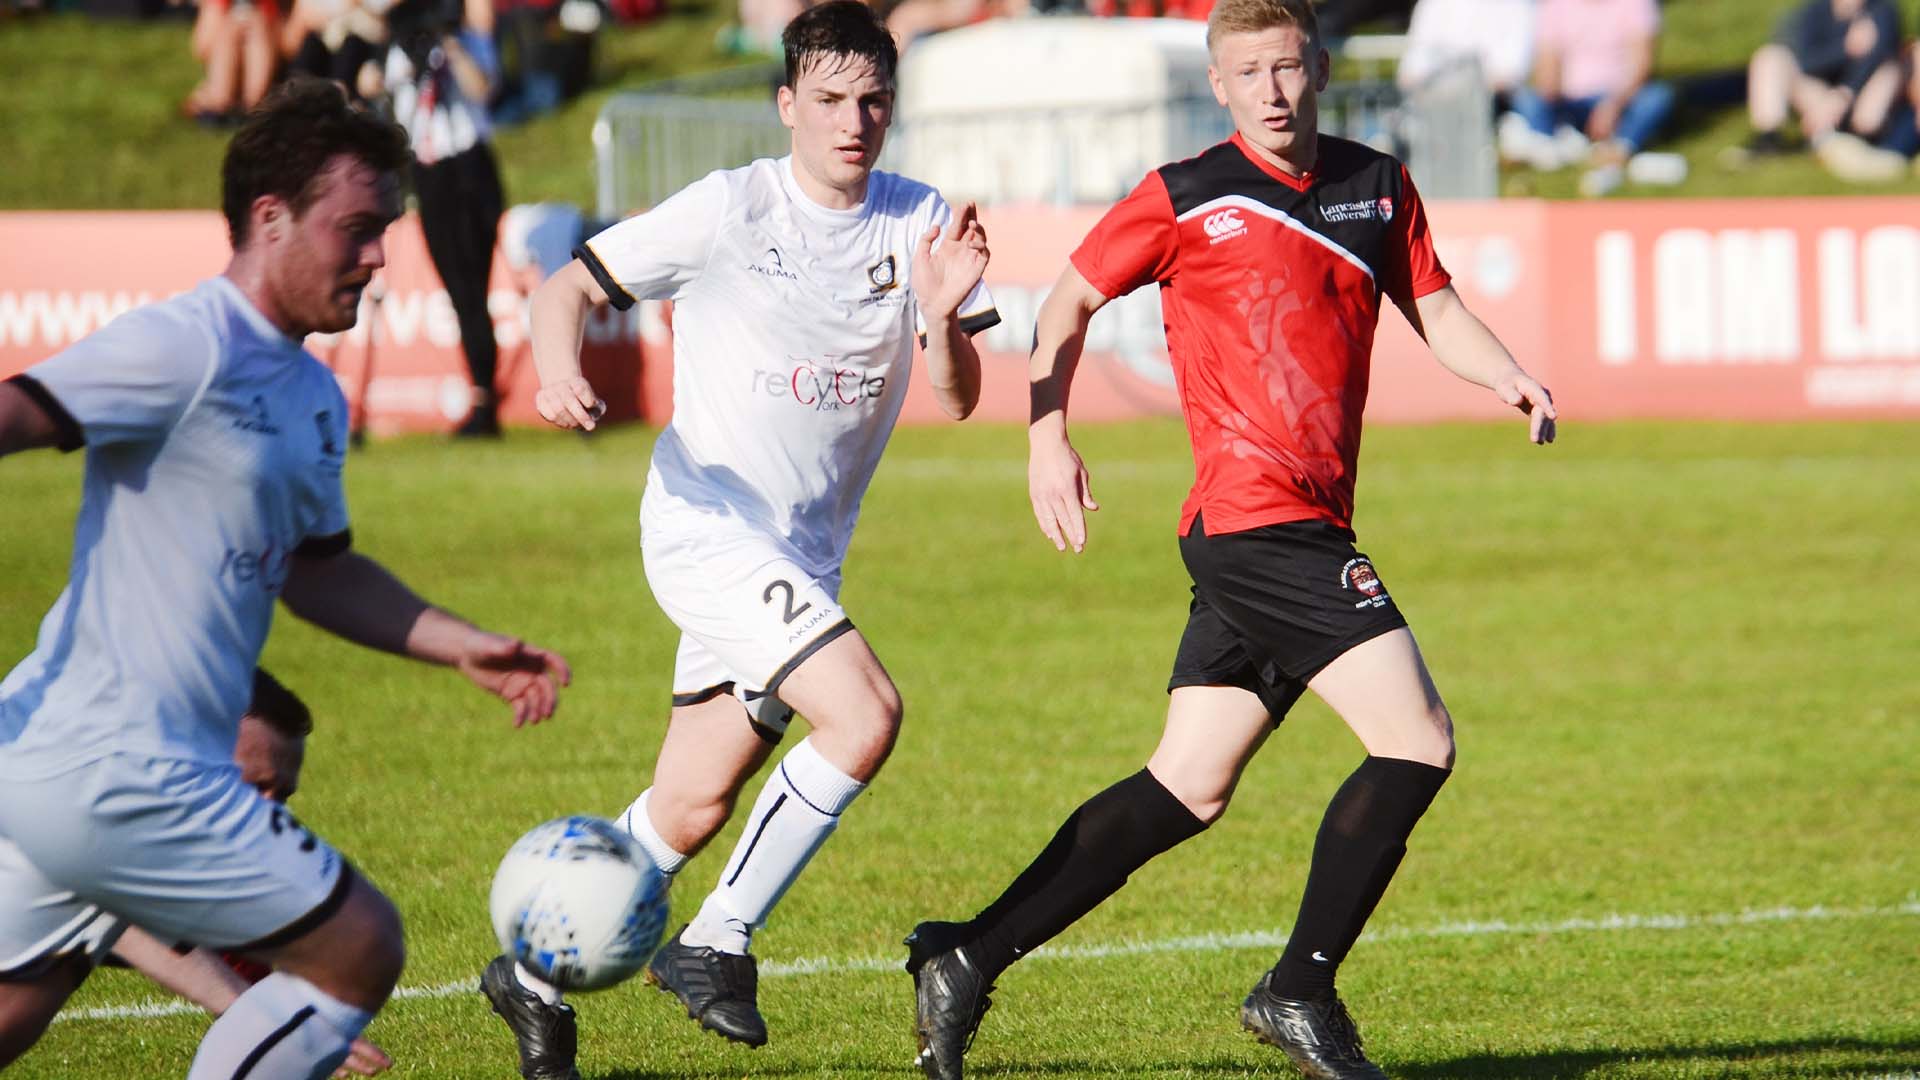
left=1340, top=557, right=1390, bottom=608
left=234, top=395, right=280, bottom=436
left=867, top=254, right=898, bottom=293
left=1376, top=197, right=1395, bottom=222
left=315, top=410, right=344, bottom=468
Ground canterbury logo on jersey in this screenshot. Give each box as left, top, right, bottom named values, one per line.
left=1203, top=209, right=1248, bottom=244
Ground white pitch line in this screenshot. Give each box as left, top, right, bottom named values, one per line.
left=55, top=900, right=1919, bottom=1025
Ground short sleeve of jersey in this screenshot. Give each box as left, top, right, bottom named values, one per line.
left=914, top=195, right=1002, bottom=337
left=1069, top=171, right=1180, bottom=300
left=574, top=171, right=729, bottom=311
left=18, top=305, right=216, bottom=450
left=1380, top=165, right=1451, bottom=309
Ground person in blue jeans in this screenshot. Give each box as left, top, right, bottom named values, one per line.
left=1509, top=0, right=1672, bottom=191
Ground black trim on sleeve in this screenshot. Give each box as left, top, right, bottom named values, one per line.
left=293, top=530, right=352, bottom=559
left=917, top=308, right=1003, bottom=349
left=573, top=243, right=636, bottom=311
left=5, top=374, right=84, bottom=453
left=958, top=308, right=1002, bottom=335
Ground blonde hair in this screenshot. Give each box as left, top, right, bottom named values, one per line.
left=1205, top=0, right=1320, bottom=53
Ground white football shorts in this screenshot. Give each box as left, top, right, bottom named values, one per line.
left=0, top=753, right=347, bottom=977
left=642, top=525, right=853, bottom=741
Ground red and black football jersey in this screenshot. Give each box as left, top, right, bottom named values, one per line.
left=1071, top=133, right=1451, bottom=535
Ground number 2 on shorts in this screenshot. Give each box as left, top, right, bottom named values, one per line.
left=762, top=578, right=813, bottom=625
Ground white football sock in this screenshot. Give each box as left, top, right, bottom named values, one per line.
left=187, top=972, right=371, bottom=1080
left=682, top=737, right=865, bottom=955
left=617, top=788, right=689, bottom=878
left=513, top=962, right=563, bottom=1006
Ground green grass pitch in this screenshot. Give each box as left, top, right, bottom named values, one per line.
left=4, top=417, right=1917, bottom=1078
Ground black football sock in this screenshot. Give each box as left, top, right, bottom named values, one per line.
left=963, top=768, right=1207, bottom=978
left=1268, top=755, right=1451, bottom=1001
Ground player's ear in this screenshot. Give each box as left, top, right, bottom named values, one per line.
left=251, top=194, right=289, bottom=245
left=776, top=84, right=797, bottom=130
left=1315, top=47, right=1331, bottom=92
left=1207, top=64, right=1229, bottom=108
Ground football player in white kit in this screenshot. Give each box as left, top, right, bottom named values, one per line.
left=0, top=79, right=571, bottom=1079
left=476, top=2, right=997, bottom=1075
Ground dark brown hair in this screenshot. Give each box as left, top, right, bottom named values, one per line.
left=782, top=1, right=897, bottom=89
left=249, top=668, right=314, bottom=739
left=221, top=76, right=411, bottom=248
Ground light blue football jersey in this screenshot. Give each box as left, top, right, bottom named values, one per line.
left=1, top=276, right=352, bottom=776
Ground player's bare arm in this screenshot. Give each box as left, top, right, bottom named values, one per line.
left=529, top=258, right=612, bottom=431
left=913, top=200, right=991, bottom=419
left=0, top=381, right=63, bottom=457
left=1405, top=284, right=1558, bottom=445
left=282, top=550, right=572, bottom=727
left=1027, top=264, right=1110, bottom=553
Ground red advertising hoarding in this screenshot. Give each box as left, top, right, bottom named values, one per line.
left=4, top=199, right=1918, bottom=433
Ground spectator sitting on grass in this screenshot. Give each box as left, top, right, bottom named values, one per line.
left=1397, top=0, right=1536, bottom=109
left=184, top=0, right=282, bottom=123
left=1507, top=0, right=1674, bottom=196
left=1725, top=0, right=1910, bottom=181
left=281, top=0, right=391, bottom=105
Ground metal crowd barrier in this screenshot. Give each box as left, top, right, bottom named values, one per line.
left=593, top=56, right=1494, bottom=218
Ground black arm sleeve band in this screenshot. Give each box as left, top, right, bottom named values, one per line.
left=5, top=373, right=84, bottom=452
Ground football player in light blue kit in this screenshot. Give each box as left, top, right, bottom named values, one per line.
left=0, top=79, right=572, bottom=1079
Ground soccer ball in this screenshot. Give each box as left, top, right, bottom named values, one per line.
left=489, top=815, right=671, bottom=992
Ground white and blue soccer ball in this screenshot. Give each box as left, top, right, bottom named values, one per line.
left=489, top=815, right=671, bottom=992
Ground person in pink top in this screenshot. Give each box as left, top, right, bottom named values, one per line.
left=1510, top=0, right=1674, bottom=182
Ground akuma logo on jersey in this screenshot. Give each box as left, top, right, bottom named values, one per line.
left=747, top=248, right=798, bottom=282
left=1203, top=209, right=1248, bottom=245
left=1340, top=557, right=1390, bottom=609
left=752, top=364, right=886, bottom=411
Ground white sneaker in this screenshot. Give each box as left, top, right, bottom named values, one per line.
left=1579, top=164, right=1624, bottom=197
left=1815, top=132, right=1907, bottom=182
left=1626, top=151, right=1689, bottom=186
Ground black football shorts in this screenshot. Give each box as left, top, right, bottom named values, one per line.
left=1168, top=513, right=1409, bottom=721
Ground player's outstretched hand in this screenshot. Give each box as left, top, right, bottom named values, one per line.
left=457, top=633, right=573, bottom=728
left=912, top=200, right=990, bottom=322
left=536, top=376, right=605, bottom=431
left=1029, top=430, right=1099, bottom=553
left=1496, top=373, right=1557, bottom=445
left=334, top=1036, right=393, bottom=1077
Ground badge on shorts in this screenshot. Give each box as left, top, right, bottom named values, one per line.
left=1340, top=557, right=1389, bottom=609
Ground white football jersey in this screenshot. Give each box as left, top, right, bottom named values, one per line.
left=0, top=277, right=352, bottom=777
left=578, top=156, right=998, bottom=575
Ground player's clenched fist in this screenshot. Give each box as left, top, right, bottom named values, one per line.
left=537, top=376, right=606, bottom=431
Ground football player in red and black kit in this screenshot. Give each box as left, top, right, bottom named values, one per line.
left=903, top=1, right=1555, bottom=1078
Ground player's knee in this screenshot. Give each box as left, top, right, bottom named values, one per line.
left=0, top=957, right=86, bottom=1064
left=1419, top=701, right=1456, bottom=769
left=317, top=881, right=406, bottom=1008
